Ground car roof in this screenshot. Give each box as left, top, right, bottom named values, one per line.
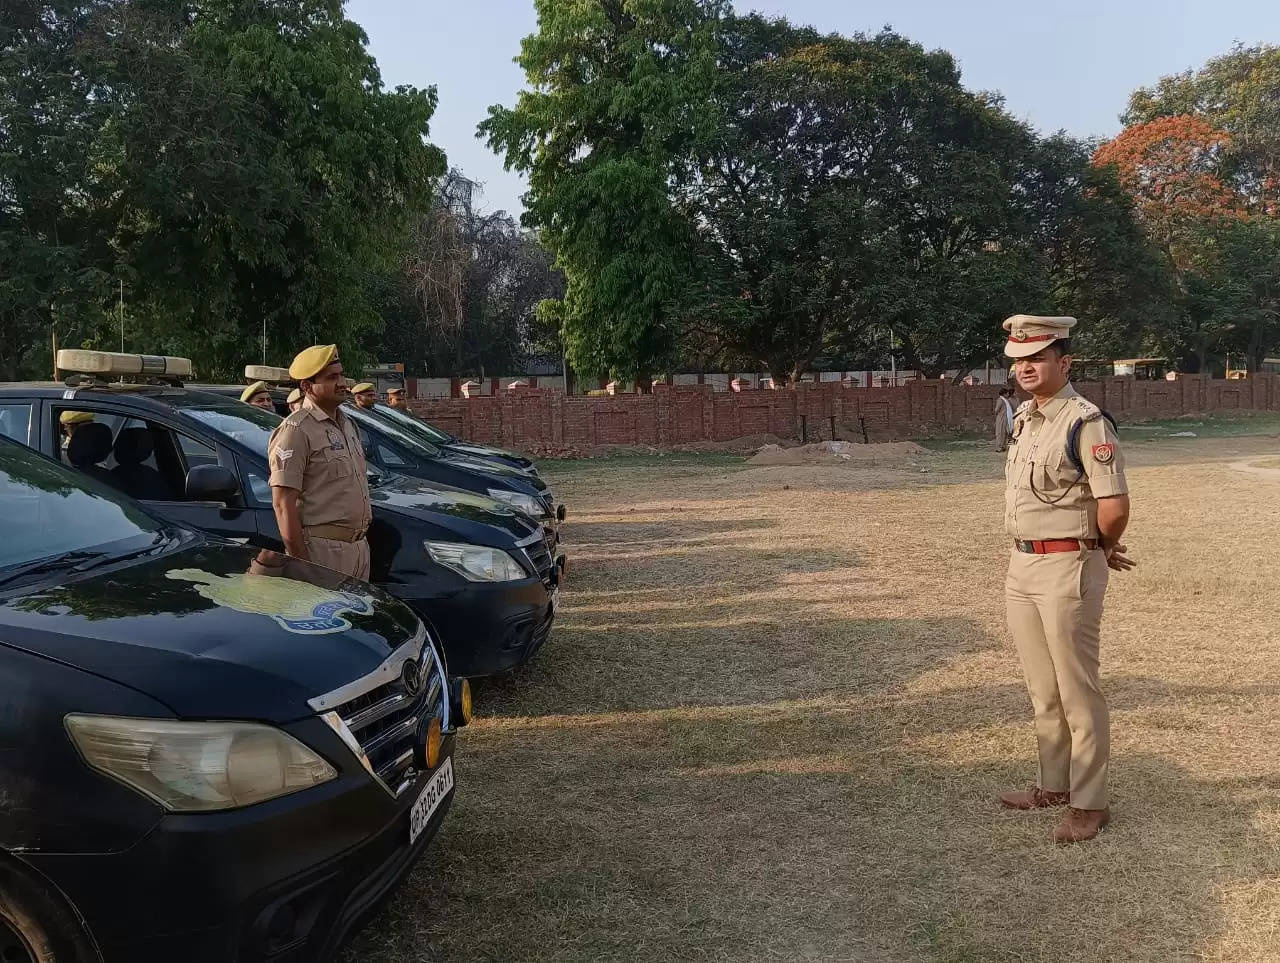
left=0, top=382, right=244, bottom=410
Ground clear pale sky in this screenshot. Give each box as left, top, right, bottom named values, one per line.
left=346, top=0, right=1280, bottom=217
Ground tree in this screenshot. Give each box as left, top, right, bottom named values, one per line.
left=0, top=1, right=118, bottom=380
left=1027, top=135, right=1178, bottom=361
left=1, top=0, right=444, bottom=381
left=481, top=0, right=726, bottom=386
left=1124, top=45, right=1280, bottom=216
left=1190, top=216, right=1280, bottom=372
left=1093, top=115, right=1242, bottom=271
left=382, top=171, right=565, bottom=376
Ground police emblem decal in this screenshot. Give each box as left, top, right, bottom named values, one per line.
left=1091, top=443, right=1115, bottom=465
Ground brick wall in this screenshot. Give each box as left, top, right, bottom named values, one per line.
left=407, top=374, right=1280, bottom=450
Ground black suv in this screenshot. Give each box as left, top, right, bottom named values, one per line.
left=0, top=435, right=462, bottom=962
left=0, top=384, right=559, bottom=677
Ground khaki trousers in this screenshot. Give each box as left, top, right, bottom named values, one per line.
left=303, top=533, right=371, bottom=581
left=1006, top=548, right=1110, bottom=810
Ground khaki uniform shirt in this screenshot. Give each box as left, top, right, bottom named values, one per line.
left=1004, top=383, right=1127, bottom=539
left=267, top=399, right=372, bottom=534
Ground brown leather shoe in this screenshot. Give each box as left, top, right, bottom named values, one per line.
left=999, top=786, right=1070, bottom=810
left=1053, top=807, right=1110, bottom=844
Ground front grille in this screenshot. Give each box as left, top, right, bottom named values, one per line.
left=524, top=537, right=555, bottom=587
left=334, top=644, right=447, bottom=797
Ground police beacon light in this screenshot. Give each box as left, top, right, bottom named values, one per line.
left=56, top=350, right=193, bottom=379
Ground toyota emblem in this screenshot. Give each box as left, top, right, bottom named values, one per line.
left=400, top=657, right=422, bottom=696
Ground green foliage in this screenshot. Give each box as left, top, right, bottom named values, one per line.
left=1, top=0, right=445, bottom=381
left=482, top=0, right=727, bottom=383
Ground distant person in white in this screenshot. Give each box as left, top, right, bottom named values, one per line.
left=995, top=386, right=1015, bottom=452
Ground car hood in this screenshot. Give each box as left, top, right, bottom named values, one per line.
left=438, top=452, right=548, bottom=493
left=369, top=473, right=541, bottom=543
left=0, top=542, right=424, bottom=723
left=445, top=441, right=533, bottom=467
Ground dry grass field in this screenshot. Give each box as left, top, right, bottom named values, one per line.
left=344, top=416, right=1280, bottom=963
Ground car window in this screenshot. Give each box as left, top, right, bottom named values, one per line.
left=0, top=403, right=31, bottom=445
left=347, top=406, right=442, bottom=460
left=0, top=437, right=162, bottom=574
left=183, top=404, right=277, bottom=460
left=52, top=407, right=215, bottom=503
left=375, top=404, right=453, bottom=444
left=376, top=442, right=410, bottom=469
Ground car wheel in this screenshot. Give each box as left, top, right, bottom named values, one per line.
left=0, top=863, right=96, bottom=963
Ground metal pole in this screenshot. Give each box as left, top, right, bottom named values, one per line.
left=119, top=280, right=124, bottom=352
left=859, top=416, right=869, bottom=445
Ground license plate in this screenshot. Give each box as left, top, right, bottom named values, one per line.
left=409, top=757, right=453, bottom=845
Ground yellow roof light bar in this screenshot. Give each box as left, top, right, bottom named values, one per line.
left=244, top=364, right=292, bottom=384
left=57, top=350, right=192, bottom=379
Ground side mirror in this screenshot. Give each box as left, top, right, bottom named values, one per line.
left=186, top=464, right=240, bottom=504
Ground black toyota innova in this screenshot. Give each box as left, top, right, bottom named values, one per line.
left=0, top=434, right=466, bottom=963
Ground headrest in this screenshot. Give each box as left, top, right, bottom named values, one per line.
left=112, top=427, right=155, bottom=466
left=67, top=423, right=114, bottom=468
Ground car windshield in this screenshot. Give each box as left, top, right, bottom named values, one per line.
left=374, top=404, right=454, bottom=444
left=0, top=438, right=163, bottom=574
left=183, top=402, right=280, bottom=459
left=347, top=406, right=444, bottom=460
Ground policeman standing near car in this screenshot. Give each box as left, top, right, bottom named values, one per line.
left=350, top=382, right=377, bottom=410
left=998, top=315, right=1135, bottom=845
left=386, top=386, right=409, bottom=413
left=267, top=345, right=372, bottom=579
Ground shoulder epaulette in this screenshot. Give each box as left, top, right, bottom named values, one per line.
left=1071, top=396, right=1102, bottom=422
left=1014, top=399, right=1035, bottom=418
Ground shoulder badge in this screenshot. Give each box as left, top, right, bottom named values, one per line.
left=1091, top=443, right=1115, bottom=464
left=1014, top=399, right=1034, bottom=417
left=1071, top=396, right=1102, bottom=422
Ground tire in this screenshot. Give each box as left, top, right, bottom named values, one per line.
left=0, top=861, right=97, bottom=963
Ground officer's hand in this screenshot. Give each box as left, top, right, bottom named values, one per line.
left=1105, top=544, right=1136, bottom=572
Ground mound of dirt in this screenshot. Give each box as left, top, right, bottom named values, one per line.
left=673, top=433, right=797, bottom=454
left=747, top=440, right=929, bottom=467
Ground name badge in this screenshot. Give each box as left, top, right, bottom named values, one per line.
left=326, top=429, right=346, bottom=451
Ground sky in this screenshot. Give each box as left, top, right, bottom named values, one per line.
left=346, top=0, right=1280, bottom=218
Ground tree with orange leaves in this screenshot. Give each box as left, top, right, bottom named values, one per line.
left=1092, top=115, right=1243, bottom=272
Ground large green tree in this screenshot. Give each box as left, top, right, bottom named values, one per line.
left=2, top=0, right=444, bottom=381
left=0, top=1, right=117, bottom=380
left=481, top=0, right=726, bottom=385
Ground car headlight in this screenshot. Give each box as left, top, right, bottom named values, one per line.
left=425, top=541, right=527, bottom=581
left=486, top=488, right=544, bottom=517
left=65, top=715, right=336, bottom=812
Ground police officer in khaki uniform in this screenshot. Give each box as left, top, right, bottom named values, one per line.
left=386, top=386, right=409, bottom=412
left=999, top=315, right=1135, bottom=844
left=286, top=387, right=303, bottom=413
left=240, top=381, right=275, bottom=411
left=350, top=382, right=377, bottom=409
left=266, top=345, right=373, bottom=579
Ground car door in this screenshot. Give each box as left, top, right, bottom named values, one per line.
left=44, top=401, right=259, bottom=543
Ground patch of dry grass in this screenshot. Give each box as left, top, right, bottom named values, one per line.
left=343, top=433, right=1280, bottom=963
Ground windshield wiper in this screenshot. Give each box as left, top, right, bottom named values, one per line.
left=0, top=550, right=115, bottom=589
left=0, top=533, right=174, bottom=590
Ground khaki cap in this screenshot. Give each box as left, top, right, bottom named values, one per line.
left=351, top=382, right=375, bottom=394
left=59, top=410, right=94, bottom=426
left=288, top=344, right=339, bottom=381
left=1003, top=315, right=1077, bottom=359
left=286, top=387, right=303, bottom=405
left=240, top=380, right=270, bottom=403
left=386, top=386, right=405, bottom=396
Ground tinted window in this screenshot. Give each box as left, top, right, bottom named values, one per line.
left=0, top=404, right=31, bottom=445
left=347, top=407, right=442, bottom=460
left=0, top=439, right=161, bottom=572
left=375, top=404, right=453, bottom=444
left=183, top=404, right=279, bottom=460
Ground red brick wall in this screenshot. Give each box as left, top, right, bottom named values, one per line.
left=407, top=375, right=1280, bottom=449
